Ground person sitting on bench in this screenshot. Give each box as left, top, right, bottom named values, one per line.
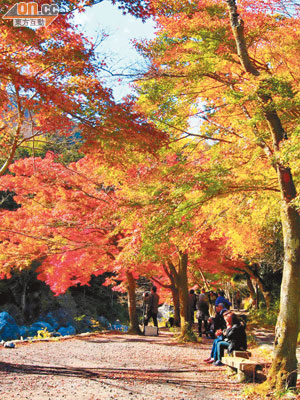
left=205, top=302, right=227, bottom=339
left=205, top=311, right=247, bottom=366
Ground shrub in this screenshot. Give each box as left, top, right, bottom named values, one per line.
left=34, top=328, right=52, bottom=340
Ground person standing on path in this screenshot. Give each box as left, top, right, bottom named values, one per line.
left=196, top=293, right=209, bottom=337
left=144, top=286, right=160, bottom=327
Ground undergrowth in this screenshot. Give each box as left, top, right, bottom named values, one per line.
left=243, top=382, right=300, bottom=399
left=248, top=301, right=280, bottom=328
left=33, top=328, right=52, bottom=340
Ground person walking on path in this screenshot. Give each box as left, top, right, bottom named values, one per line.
left=196, top=293, right=209, bottom=337
left=144, top=286, right=160, bottom=327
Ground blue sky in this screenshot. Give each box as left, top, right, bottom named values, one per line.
left=72, top=1, right=156, bottom=100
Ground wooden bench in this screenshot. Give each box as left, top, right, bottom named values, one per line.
left=231, top=350, right=251, bottom=359
left=221, top=352, right=262, bottom=382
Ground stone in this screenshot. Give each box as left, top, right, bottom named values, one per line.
left=4, top=342, right=15, bottom=348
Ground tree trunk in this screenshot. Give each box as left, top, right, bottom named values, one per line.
left=243, top=264, right=272, bottom=310
left=21, top=280, right=27, bottom=317
left=256, top=283, right=259, bottom=310
left=267, top=203, right=300, bottom=389
left=152, top=261, right=181, bottom=326
left=177, top=251, right=192, bottom=337
left=198, top=266, right=210, bottom=291
left=125, top=271, right=141, bottom=334
left=246, top=274, right=256, bottom=307
left=226, top=0, right=300, bottom=389
left=166, top=260, right=181, bottom=326
left=0, top=90, right=23, bottom=176
left=171, top=286, right=180, bottom=326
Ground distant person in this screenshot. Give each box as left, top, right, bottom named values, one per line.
left=208, top=290, right=217, bottom=305
left=196, top=293, right=209, bottom=337
left=215, top=290, right=232, bottom=310
left=144, top=286, right=160, bottom=327
left=200, top=288, right=208, bottom=300
left=188, top=289, right=197, bottom=324
left=207, top=290, right=217, bottom=315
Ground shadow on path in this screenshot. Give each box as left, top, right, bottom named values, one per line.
left=0, top=361, right=241, bottom=392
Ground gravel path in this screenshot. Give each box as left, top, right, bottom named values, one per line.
left=0, top=330, right=244, bottom=400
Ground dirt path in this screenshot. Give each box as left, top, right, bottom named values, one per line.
left=0, top=330, right=245, bottom=400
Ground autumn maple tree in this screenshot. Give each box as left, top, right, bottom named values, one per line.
left=133, top=0, right=300, bottom=391
left=108, top=142, right=248, bottom=339
left=0, top=0, right=165, bottom=177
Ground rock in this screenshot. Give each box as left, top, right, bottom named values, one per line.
left=57, top=325, right=76, bottom=336
left=4, top=342, right=15, bottom=348
left=0, top=312, right=20, bottom=341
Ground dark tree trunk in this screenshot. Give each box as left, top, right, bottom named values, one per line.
left=152, top=261, right=181, bottom=326
left=177, top=251, right=191, bottom=336
left=171, top=285, right=180, bottom=326
left=226, top=0, right=300, bottom=389
left=246, top=274, right=256, bottom=307
left=243, top=264, right=272, bottom=310
left=125, top=271, right=141, bottom=334
left=166, top=260, right=181, bottom=326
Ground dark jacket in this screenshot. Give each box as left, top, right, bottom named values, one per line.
left=224, top=323, right=247, bottom=353
left=213, top=309, right=227, bottom=332
left=196, top=297, right=209, bottom=319
left=149, top=292, right=159, bottom=314
left=215, top=295, right=232, bottom=309
left=189, top=293, right=197, bottom=311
